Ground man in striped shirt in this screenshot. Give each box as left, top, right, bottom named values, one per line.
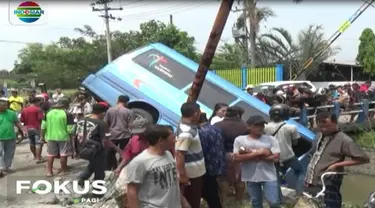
left=176, top=102, right=206, bottom=208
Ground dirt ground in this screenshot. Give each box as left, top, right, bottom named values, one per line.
left=0, top=139, right=87, bottom=208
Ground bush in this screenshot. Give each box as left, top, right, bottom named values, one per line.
left=356, top=130, right=375, bottom=149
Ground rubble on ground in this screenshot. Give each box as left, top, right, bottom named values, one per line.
left=38, top=171, right=123, bottom=208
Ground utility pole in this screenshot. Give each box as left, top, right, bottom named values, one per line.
left=242, top=0, right=249, bottom=66
left=248, top=0, right=256, bottom=69
left=187, top=0, right=235, bottom=102
left=231, top=2, right=249, bottom=66
left=91, top=0, right=123, bottom=63
left=169, top=14, right=173, bottom=26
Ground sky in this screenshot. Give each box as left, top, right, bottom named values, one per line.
left=0, top=0, right=374, bottom=70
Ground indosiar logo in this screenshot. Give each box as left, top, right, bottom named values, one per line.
left=9, top=1, right=48, bottom=26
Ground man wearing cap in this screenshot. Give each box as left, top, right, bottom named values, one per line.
left=115, top=118, right=150, bottom=176
left=8, top=88, right=24, bottom=114
left=233, top=115, right=281, bottom=208
left=0, top=97, right=27, bottom=177
left=41, top=97, right=75, bottom=176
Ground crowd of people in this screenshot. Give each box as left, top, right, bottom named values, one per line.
left=245, top=81, right=375, bottom=125
left=0, top=86, right=372, bottom=208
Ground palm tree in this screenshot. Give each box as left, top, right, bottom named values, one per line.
left=234, top=1, right=275, bottom=68
left=259, top=24, right=340, bottom=79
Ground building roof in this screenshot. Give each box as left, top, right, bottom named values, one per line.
left=322, top=61, right=362, bottom=68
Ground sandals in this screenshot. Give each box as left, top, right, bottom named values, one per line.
left=36, top=158, right=47, bottom=164
left=55, top=168, right=68, bottom=176
left=4, top=169, right=15, bottom=173
left=45, top=173, right=54, bottom=177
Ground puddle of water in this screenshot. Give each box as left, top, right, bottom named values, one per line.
left=342, top=174, right=375, bottom=205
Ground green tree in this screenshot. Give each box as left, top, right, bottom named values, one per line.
left=356, top=28, right=375, bottom=75
left=211, top=42, right=243, bottom=70
left=12, top=20, right=198, bottom=88
left=0, top=69, right=9, bottom=74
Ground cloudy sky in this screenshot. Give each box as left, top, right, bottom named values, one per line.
left=0, top=0, right=374, bottom=70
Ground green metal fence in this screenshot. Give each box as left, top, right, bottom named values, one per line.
left=215, top=69, right=242, bottom=87
left=214, top=64, right=283, bottom=89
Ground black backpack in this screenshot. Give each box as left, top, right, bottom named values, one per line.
left=74, top=119, right=101, bottom=160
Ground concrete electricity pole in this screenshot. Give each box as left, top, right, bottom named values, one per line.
left=92, top=0, right=123, bottom=63
left=169, top=14, right=173, bottom=26
left=242, top=0, right=249, bottom=66
left=232, top=1, right=249, bottom=66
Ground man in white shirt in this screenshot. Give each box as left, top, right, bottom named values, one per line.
left=234, top=115, right=281, bottom=208
left=52, top=88, right=64, bottom=103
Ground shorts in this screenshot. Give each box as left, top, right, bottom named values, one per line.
left=28, top=129, right=43, bottom=146
left=47, top=140, right=73, bottom=157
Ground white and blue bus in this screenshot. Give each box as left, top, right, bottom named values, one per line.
left=82, top=43, right=314, bottom=187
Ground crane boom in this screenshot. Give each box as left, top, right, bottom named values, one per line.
left=294, top=0, right=375, bottom=80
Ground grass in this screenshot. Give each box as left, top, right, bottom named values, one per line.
left=355, top=130, right=375, bottom=149
left=60, top=89, right=77, bottom=98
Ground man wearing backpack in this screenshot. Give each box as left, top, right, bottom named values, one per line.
left=75, top=104, right=121, bottom=193
left=41, top=97, right=75, bottom=177
left=264, top=104, right=303, bottom=200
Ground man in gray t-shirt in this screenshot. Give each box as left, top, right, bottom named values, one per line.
left=104, top=95, right=134, bottom=170
left=125, top=125, right=181, bottom=208
left=233, top=115, right=281, bottom=208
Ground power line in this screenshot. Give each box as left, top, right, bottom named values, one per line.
left=120, top=2, right=209, bottom=20
left=120, top=3, right=199, bottom=18
left=117, top=0, right=142, bottom=7
left=0, top=40, right=39, bottom=44
left=119, top=1, right=161, bottom=9
left=92, top=0, right=123, bottom=63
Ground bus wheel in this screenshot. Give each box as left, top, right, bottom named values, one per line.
left=132, top=108, right=154, bottom=124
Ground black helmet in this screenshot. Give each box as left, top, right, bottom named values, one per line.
left=269, top=104, right=290, bottom=121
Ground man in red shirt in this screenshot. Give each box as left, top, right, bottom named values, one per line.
left=114, top=119, right=175, bottom=175
left=114, top=119, right=150, bottom=175
left=20, top=97, right=45, bottom=163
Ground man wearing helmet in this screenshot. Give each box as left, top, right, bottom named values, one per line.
left=264, top=104, right=304, bottom=198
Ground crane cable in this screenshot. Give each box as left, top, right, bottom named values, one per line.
left=293, top=0, right=375, bottom=80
